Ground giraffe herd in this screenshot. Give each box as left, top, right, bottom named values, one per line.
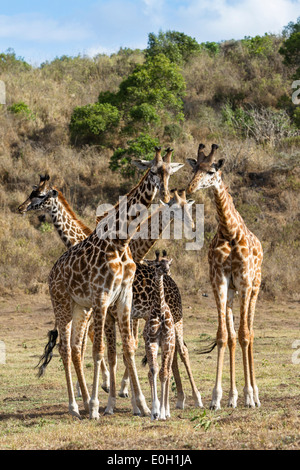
left=18, top=143, right=263, bottom=421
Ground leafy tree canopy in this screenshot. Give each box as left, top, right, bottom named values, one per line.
left=145, top=30, right=201, bottom=64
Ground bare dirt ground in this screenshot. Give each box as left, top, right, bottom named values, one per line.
left=0, top=290, right=299, bottom=450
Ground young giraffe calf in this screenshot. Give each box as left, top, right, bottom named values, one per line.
left=143, top=251, right=175, bottom=420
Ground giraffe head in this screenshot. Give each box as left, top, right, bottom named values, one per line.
left=18, top=174, right=59, bottom=214
left=186, top=144, right=224, bottom=193
left=161, top=189, right=195, bottom=230
left=132, top=146, right=184, bottom=203
left=152, top=250, right=173, bottom=277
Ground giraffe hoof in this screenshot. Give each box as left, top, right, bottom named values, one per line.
left=118, top=391, right=129, bottom=398
left=209, top=403, right=221, bottom=411
left=101, top=385, right=110, bottom=394
left=152, top=413, right=159, bottom=420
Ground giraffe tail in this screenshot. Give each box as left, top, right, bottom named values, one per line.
left=198, top=339, right=217, bottom=355
left=141, top=355, right=148, bottom=367
left=36, top=328, right=58, bottom=378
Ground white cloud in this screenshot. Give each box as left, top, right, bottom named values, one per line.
left=0, top=13, right=92, bottom=43
left=174, top=0, right=300, bottom=41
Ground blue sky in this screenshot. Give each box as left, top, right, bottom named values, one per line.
left=0, top=0, right=299, bottom=65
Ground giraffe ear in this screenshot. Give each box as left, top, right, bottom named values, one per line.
left=187, top=199, right=195, bottom=206
left=50, top=189, right=59, bottom=199
left=132, top=159, right=153, bottom=170
left=169, top=162, right=184, bottom=174
left=186, top=158, right=197, bottom=170
left=214, top=159, right=225, bottom=170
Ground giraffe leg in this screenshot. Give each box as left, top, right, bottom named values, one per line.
left=210, top=279, right=228, bottom=410
left=71, top=304, right=91, bottom=413
left=165, top=347, right=175, bottom=418
left=159, top=346, right=173, bottom=420
left=89, top=299, right=109, bottom=420
left=87, top=318, right=110, bottom=394
left=118, top=319, right=139, bottom=398
left=175, top=320, right=203, bottom=408
left=248, top=276, right=261, bottom=407
left=116, top=290, right=150, bottom=417
left=171, top=346, right=185, bottom=409
left=238, top=285, right=255, bottom=408
left=76, top=316, right=89, bottom=398
left=104, top=312, right=117, bottom=415
left=146, top=341, right=160, bottom=420
left=226, top=288, right=238, bottom=408
left=53, top=300, right=81, bottom=419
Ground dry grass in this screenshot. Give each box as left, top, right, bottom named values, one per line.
left=0, top=292, right=299, bottom=450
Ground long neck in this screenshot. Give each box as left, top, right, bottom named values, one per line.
left=213, top=179, right=241, bottom=241
left=129, top=206, right=170, bottom=262
left=154, top=274, right=166, bottom=314
left=46, top=190, right=92, bottom=248
left=97, top=169, right=159, bottom=247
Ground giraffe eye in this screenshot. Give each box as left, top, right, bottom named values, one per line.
left=207, top=171, right=214, bottom=175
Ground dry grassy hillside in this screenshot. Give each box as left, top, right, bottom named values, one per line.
left=0, top=44, right=299, bottom=302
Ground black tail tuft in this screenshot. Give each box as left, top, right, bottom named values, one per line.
left=198, top=340, right=217, bottom=355
left=141, top=355, right=148, bottom=367
left=36, top=329, right=58, bottom=378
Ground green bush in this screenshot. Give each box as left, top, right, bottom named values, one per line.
left=8, top=102, right=35, bottom=120
left=145, top=30, right=201, bottom=64
left=109, top=133, right=159, bottom=177
left=241, top=34, right=276, bottom=57
left=280, top=18, right=300, bottom=78
left=0, top=48, right=31, bottom=72
left=69, top=102, right=120, bottom=144
left=163, top=123, right=182, bottom=141
left=129, top=103, right=160, bottom=126
left=200, top=42, right=220, bottom=56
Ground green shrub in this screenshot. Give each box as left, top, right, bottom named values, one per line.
left=293, top=107, right=300, bottom=128
left=0, top=48, right=31, bottom=72
left=109, top=133, right=159, bottom=177
left=129, top=103, right=160, bottom=125
left=200, top=42, right=220, bottom=56
left=69, top=102, right=120, bottom=144
left=8, top=101, right=35, bottom=120
left=163, top=123, right=182, bottom=141
left=241, top=34, right=276, bottom=57
left=145, top=30, right=201, bottom=64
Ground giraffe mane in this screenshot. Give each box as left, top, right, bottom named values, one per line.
left=56, top=189, right=92, bottom=237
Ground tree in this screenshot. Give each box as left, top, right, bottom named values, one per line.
left=69, top=103, right=120, bottom=144
left=280, top=18, right=300, bottom=78
left=98, top=53, right=186, bottom=134
left=145, top=30, right=201, bottom=64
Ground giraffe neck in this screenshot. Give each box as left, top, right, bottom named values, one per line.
left=154, top=274, right=166, bottom=316
left=46, top=190, right=92, bottom=248
left=97, top=169, right=159, bottom=247
left=213, top=179, right=240, bottom=241
left=129, top=206, right=170, bottom=262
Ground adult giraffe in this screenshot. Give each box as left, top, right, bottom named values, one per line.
left=187, top=143, right=263, bottom=410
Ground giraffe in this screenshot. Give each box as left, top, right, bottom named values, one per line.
left=114, top=190, right=203, bottom=411
left=46, top=147, right=185, bottom=419
left=143, top=251, right=175, bottom=420
left=187, top=143, right=263, bottom=410
left=18, top=174, right=110, bottom=393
